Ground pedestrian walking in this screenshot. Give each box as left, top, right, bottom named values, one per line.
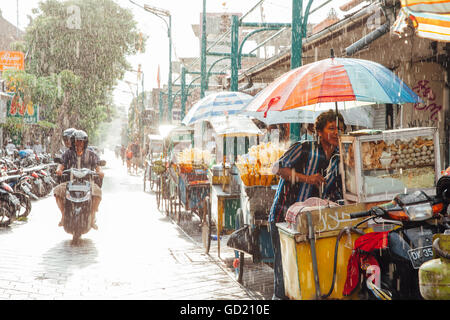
left=120, top=144, right=126, bottom=166
left=269, top=109, right=345, bottom=300
left=131, top=141, right=141, bottom=175
left=126, top=145, right=133, bottom=174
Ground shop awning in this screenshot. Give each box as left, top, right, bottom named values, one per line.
left=392, top=0, right=450, bottom=42
left=208, top=115, right=263, bottom=137
left=148, top=134, right=163, bottom=141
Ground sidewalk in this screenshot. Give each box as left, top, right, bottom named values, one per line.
left=0, top=152, right=264, bottom=300
left=152, top=191, right=274, bottom=300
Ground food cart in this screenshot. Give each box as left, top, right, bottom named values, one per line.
left=203, top=116, right=263, bottom=256
left=276, top=127, right=442, bottom=299
left=173, top=148, right=210, bottom=230
left=143, top=134, right=164, bottom=192
left=339, top=127, right=441, bottom=206
left=163, top=126, right=198, bottom=221
left=228, top=141, right=286, bottom=283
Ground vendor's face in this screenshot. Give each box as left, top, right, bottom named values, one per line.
left=319, top=120, right=341, bottom=147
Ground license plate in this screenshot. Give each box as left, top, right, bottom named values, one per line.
left=407, top=246, right=434, bottom=269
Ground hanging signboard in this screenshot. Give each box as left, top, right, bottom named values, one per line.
left=0, top=51, right=25, bottom=72
left=6, top=92, right=39, bottom=124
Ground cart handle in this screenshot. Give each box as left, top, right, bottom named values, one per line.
left=350, top=210, right=371, bottom=219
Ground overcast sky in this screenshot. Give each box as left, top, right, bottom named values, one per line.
left=1, top=0, right=342, bottom=109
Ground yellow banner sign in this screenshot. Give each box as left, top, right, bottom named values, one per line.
left=0, top=51, right=24, bottom=71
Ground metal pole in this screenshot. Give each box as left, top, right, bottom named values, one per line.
left=206, top=56, right=231, bottom=89
left=159, top=90, right=164, bottom=123
left=238, top=27, right=283, bottom=69
left=289, top=0, right=303, bottom=143
left=230, top=15, right=239, bottom=92
left=200, top=0, right=207, bottom=98
left=16, top=0, right=19, bottom=37
left=181, top=66, right=186, bottom=120
left=168, top=14, right=173, bottom=123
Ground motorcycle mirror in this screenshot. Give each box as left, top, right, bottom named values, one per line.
left=98, top=160, right=106, bottom=166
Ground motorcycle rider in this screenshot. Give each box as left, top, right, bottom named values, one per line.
left=62, top=128, right=76, bottom=151
left=54, top=130, right=104, bottom=230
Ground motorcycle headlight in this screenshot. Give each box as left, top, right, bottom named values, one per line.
left=404, top=203, right=433, bottom=221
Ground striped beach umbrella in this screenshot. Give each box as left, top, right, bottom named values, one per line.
left=181, top=91, right=253, bottom=126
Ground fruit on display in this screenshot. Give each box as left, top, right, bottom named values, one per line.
left=152, top=159, right=166, bottom=175
left=237, top=142, right=286, bottom=187
left=176, top=148, right=211, bottom=173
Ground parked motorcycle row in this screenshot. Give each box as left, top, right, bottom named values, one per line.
left=0, top=149, right=59, bottom=227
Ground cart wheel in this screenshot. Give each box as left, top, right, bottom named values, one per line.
left=169, top=191, right=174, bottom=218
left=150, top=170, right=155, bottom=191
left=233, top=251, right=245, bottom=284
left=165, top=187, right=170, bottom=216
left=201, top=196, right=211, bottom=254
left=143, top=165, right=148, bottom=192
left=175, top=185, right=181, bottom=224
left=156, top=179, right=161, bottom=210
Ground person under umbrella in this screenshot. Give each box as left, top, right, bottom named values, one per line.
left=269, top=109, right=345, bottom=300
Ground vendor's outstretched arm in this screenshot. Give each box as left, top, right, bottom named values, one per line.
left=273, top=165, right=325, bottom=187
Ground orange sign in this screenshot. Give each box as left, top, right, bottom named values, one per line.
left=0, top=51, right=24, bottom=71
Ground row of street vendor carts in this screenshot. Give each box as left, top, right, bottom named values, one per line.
left=144, top=122, right=444, bottom=299
left=143, top=57, right=448, bottom=300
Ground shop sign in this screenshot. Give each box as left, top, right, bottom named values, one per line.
left=6, top=92, right=39, bottom=124
left=0, top=51, right=24, bottom=71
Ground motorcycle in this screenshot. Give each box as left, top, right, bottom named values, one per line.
left=346, top=173, right=450, bottom=300
left=0, top=188, right=16, bottom=227
left=0, top=176, right=31, bottom=221
left=0, top=175, right=31, bottom=226
left=11, top=173, right=40, bottom=201
left=60, top=160, right=106, bottom=243
left=22, top=166, right=47, bottom=198
left=35, top=166, right=57, bottom=196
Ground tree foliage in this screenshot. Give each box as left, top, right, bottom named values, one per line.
left=2, top=68, right=79, bottom=146
left=24, top=0, right=145, bottom=142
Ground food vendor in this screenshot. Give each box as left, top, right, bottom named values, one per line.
left=268, top=109, right=345, bottom=300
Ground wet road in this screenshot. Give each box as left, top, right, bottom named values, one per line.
left=0, top=151, right=256, bottom=300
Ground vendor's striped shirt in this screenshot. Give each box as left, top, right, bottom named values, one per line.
left=269, top=141, right=342, bottom=223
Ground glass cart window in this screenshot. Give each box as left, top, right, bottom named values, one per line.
left=361, top=135, right=436, bottom=196
left=341, top=141, right=357, bottom=195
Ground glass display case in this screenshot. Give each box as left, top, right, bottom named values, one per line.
left=339, top=127, right=441, bottom=203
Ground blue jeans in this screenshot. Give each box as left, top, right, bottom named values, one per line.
left=269, top=220, right=287, bottom=299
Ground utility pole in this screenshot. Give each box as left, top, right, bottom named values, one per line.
left=200, top=0, right=207, bottom=98
left=289, top=0, right=303, bottom=143
left=130, top=1, right=173, bottom=124
left=16, top=0, right=19, bottom=37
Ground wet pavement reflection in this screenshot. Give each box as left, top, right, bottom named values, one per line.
left=0, top=150, right=256, bottom=300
